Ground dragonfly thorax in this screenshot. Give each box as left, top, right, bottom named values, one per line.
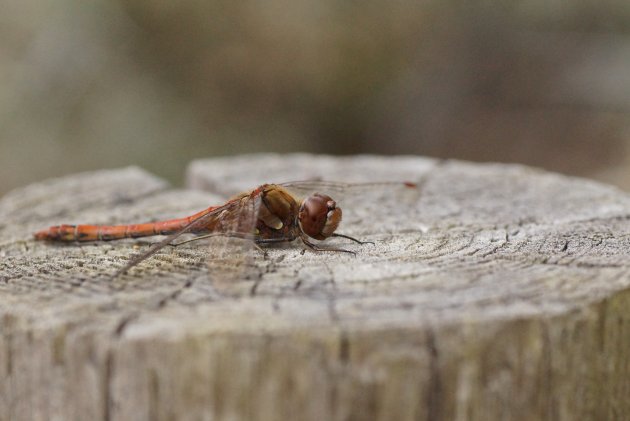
left=298, top=193, right=342, bottom=240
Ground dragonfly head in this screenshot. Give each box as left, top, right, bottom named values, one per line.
left=298, top=193, right=342, bottom=240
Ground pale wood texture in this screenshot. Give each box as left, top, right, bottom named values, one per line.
left=2, top=155, right=630, bottom=421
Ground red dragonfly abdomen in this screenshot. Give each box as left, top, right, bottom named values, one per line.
left=34, top=207, right=216, bottom=242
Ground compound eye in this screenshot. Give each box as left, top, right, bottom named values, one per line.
left=298, top=194, right=342, bottom=240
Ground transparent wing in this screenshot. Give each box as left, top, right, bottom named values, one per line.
left=204, top=190, right=264, bottom=296
left=110, top=200, right=240, bottom=279
left=281, top=179, right=422, bottom=238
left=281, top=180, right=419, bottom=203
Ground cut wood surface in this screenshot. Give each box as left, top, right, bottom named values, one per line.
left=2, top=154, right=630, bottom=421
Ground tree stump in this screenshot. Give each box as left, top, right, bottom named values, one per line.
left=1, top=154, right=630, bottom=421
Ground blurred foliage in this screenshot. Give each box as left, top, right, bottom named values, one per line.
left=2, top=0, right=630, bottom=195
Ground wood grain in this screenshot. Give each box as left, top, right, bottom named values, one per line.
left=1, top=156, right=630, bottom=420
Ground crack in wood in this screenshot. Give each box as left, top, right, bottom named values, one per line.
left=426, top=329, right=442, bottom=421
left=103, top=350, right=114, bottom=421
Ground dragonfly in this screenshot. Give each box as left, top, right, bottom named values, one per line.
left=34, top=181, right=417, bottom=277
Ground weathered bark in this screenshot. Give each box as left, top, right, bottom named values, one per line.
left=1, top=155, right=630, bottom=421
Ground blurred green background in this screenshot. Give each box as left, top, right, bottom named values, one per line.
left=2, top=0, right=630, bottom=195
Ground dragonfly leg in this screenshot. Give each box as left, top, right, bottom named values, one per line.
left=332, top=233, right=375, bottom=245
left=301, top=237, right=356, bottom=256
left=169, top=231, right=270, bottom=258
left=255, top=237, right=294, bottom=244
left=169, top=232, right=254, bottom=247
left=253, top=243, right=267, bottom=256
left=253, top=237, right=296, bottom=259
left=169, top=233, right=214, bottom=247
